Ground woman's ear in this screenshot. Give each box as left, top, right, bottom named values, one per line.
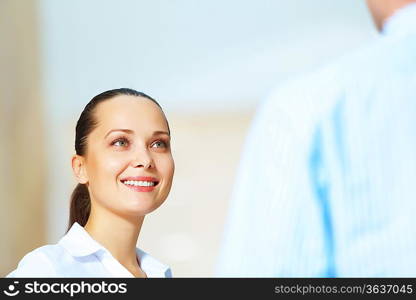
left=71, top=154, right=88, bottom=184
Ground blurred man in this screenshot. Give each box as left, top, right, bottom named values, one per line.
left=217, top=0, right=416, bottom=277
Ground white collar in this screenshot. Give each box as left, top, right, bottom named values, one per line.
left=382, top=3, right=416, bottom=38
left=58, top=222, right=170, bottom=277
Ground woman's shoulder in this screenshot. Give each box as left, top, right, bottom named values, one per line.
left=6, top=244, right=67, bottom=277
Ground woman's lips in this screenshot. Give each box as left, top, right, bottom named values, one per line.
left=120, top=176, right=159, bottom=193
left=124, top=185, right=156, bottom=192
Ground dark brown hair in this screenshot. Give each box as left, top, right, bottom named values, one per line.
left=68, top=88, right=168, bottom=232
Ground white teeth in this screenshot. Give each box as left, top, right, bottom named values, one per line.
left=123, top=180, right=156, bottom=187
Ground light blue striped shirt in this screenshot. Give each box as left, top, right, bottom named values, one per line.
left=217, top=4, right=416, bottom=277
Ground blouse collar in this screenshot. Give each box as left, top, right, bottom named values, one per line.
left=58, top=222, right=171, bottom=277
left=382, top=3, right=416, bottom=38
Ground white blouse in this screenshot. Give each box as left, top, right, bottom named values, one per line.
left=6, top=222, right=172, bottom=278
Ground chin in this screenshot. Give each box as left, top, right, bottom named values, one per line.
left=123, top=199, right=165, bottom=216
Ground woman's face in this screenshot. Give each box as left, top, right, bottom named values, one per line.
left=81, top=95, right=174, bottom=217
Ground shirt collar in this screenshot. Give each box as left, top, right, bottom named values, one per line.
left=58, top=222, right=171, bottom=277
left=59, top=222, right=102, bottom=257
left=136, top=248, right=172, bottom=277
left=382, top=3, right=416, bottom=38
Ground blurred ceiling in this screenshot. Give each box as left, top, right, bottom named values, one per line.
left=39, top=0, right=376, bottom=116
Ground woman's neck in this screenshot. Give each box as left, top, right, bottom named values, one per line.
left=84, top=206, right=145, bottom=268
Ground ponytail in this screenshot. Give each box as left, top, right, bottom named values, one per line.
left=67, top=183, right=91, bottom=232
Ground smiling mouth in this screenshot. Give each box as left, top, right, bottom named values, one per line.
left=121, top=180, right=160, bottom=187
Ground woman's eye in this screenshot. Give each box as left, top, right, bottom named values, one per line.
left=112, top=138, right=129, bottom=147
left=151, top=140, right=167, bottom=148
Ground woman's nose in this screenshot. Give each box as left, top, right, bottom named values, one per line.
left=131, top=149, right=154, bottom=169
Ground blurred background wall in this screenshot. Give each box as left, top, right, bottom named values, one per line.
left=0, top=0, right=46, bottom=274
left=1, top=0, right=376, bottom=276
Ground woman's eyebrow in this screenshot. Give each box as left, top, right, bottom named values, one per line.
left=153, top=130, right=170, bottom=137
left=104, top=129, right=170, bottom=138
left=104, top=129, right=134, bottom=138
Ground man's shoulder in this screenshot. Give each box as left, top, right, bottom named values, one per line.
left=261, top=62, right=345, bottom=127
left=263, top=34, right=416, bottom=121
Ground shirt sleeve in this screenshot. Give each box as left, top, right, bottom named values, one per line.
left=216, top=84, right=330, bottom=277
left=6, top=248, right=57, bottom=277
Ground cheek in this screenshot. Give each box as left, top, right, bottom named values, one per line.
left=88, top=152, right=130, bottom=183
left=157, top=155, right=175, bottom=180
left=107, top=156, right=129, bottom=174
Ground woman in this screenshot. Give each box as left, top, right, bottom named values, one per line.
left=7, top=88, right=174, bottom=277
